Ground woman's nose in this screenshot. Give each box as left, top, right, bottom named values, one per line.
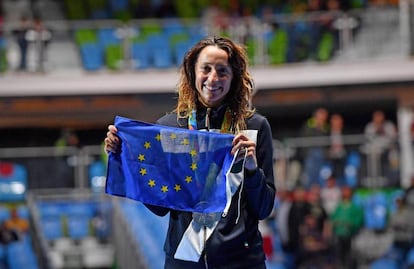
left=207, top=70, right=218, bottom=83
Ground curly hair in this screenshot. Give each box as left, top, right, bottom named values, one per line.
left=174, top=36, right=255, bottom=133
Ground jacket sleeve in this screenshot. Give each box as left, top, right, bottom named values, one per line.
left=243, top=115, right=276, bottom=220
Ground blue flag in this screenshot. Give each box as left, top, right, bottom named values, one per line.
left=106, top=116, right=235, bottom=213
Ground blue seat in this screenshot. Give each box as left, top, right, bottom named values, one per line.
left=0, top=37, right=5, bottom=48
left=370, top=257, right=399, bottom=269
left=6, top=240, right=39, bottom=269
left=0, top=206, right=10, bottom=223
left=344, top=151, right=361, bottom=187
left=152, top=46, right=173, bottom=69
left=40, top=217, right=63, bottom=240
left=174, top=40, right=192, bottom=66
left=131, top=42, right=151, bottom=69
left=89, top=161, right=107, bottom=193
left=318, top=162, right=333, bottom=186
left=121, top=201, right=168, bottom=269
left=79, top=43, right=104, bottom=71
left=98, top=28, right=121, bottom=49
left=364, top=192, right=388, bottom=230
left=66, top=215, right=91, bottom=240
left=265, top=261, right=286, bottom=269
left=65, top=202, right=94, bottom=217
left=0, top=163, right=28, bottom=202
left=37, top=202, right=63, bottom=218
left=163, top=20, right=187, bottom=38
left=406, top=247, right=414, bottom=266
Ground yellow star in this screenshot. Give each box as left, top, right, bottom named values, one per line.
left=190, top=163, right=197, bottom=171
left=170, top=133, right=177, bottom=139
left=139, top=168, right=147, bottom=176
left=161, top=185, right=168, bottom=193
left=174, top=184, right=181, bottom=192
left=137, top=154, right=145, bottom=162
left=155, top=133, right=161, bottom=141
left=185, top=176, right=192, bottom=183
left=190, top=149, right=197, bottom=157
left=144, top=141, right=151, bottom=149
left=182, top=138, right=189, bottom=145
left=148, top=179, right=156, bottom=187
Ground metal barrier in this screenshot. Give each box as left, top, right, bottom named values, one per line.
left=273, top=134, right=401, bottom=189
left=0, top=145, right=103, bottom=190
left=0, top=132, right=403, bottom=193
left=0, top=5, right=406, bottom=71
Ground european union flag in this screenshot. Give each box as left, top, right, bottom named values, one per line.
left=106, top=116, right=235, bottom=213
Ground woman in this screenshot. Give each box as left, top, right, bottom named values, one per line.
left=105, top=36, right=275, bottom=269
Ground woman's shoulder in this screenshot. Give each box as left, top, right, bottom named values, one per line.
left=156, top=112, right=187, bottom=128
left=246, top=112, right=271, bottom=130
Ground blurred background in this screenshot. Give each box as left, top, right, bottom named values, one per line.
left=0, top=0, right=414, bottom=268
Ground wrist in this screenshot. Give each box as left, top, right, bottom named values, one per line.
left=244, top=167, right=257, bottom=177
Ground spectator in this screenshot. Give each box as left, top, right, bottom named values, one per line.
left=4, top=207, right=29, bottom=235
left=25, top=16, right=52, bottom=72
left=297, top=214, right=332, bottom=269
left=307, top=187, right=330, bottom=236
left=13, top=15, right=31, bottom=71
left=53, top=129, right=80, bottom=188
left=0, top=221, right=20, bottom=244
left=388, top=196, right=414, bottom=261
left=300, top=107, right=329, bottom=188
left=403, top=175, right=414, bottom=208
left=285, top=186, right=311, bottom=268
left=362, top=110, right=398, bottom=186
left=330, top=186, right=363, bottom=269
left=201, top=0, right=229, bottom=36
left=320, top=176, right=342, bottom=216
left=275, top=189, right=294, bottom=267
left=328, top=113, right=346, bottom=184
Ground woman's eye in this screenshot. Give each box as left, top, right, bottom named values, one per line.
left=217, top=68, right=229, bottom=76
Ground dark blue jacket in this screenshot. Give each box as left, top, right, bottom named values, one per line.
left=146, top=107, right=276, bottom=269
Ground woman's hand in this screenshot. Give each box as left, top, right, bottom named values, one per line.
left=104, top=125, right=120, bottom=153
left=231, top=133, right=258, bottom=173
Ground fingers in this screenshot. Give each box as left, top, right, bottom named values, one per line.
left=104, top=125, right=120, bottom=153
left=231, top=133, right=256, bottom=157
left=232, top=133, right=258, bottom=172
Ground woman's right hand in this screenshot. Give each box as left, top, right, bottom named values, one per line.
left=104, top=125, right=120, bottom=153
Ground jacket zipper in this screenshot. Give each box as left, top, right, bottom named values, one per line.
left=203, top=225, right=209, bottom=269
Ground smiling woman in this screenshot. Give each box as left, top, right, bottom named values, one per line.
left=104, top=36, right=275, bottom=269
left=195, top=46, right=233, bottom=108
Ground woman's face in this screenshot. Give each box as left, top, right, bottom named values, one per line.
left=195, top=45, right=233, bottom=107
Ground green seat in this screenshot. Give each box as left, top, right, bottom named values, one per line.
left=169, top=32, right=189, bottom=48
left=74, top=29, right=97, bottom=45
left=317, top=32, right=334, bottom=62
left=139, top=21, right=162, bottom=38
left=246, top=38, right=257, bottom=65
left=0, top=48, right=7, bottom=72
left=267, top=29, right=288, bottom=65
left=105, top=44, right=123, bottom=70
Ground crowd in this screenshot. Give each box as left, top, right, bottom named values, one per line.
left=262, top=176, right=414, bottom=269
left=261, top=106, right=407, bottom=269
left=295, top=107, right=399, bottom=190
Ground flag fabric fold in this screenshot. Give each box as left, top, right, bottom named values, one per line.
left=105, top=116, right=235, bottom=214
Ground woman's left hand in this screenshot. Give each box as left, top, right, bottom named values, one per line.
left=231, top=133, right=258, bottom=172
